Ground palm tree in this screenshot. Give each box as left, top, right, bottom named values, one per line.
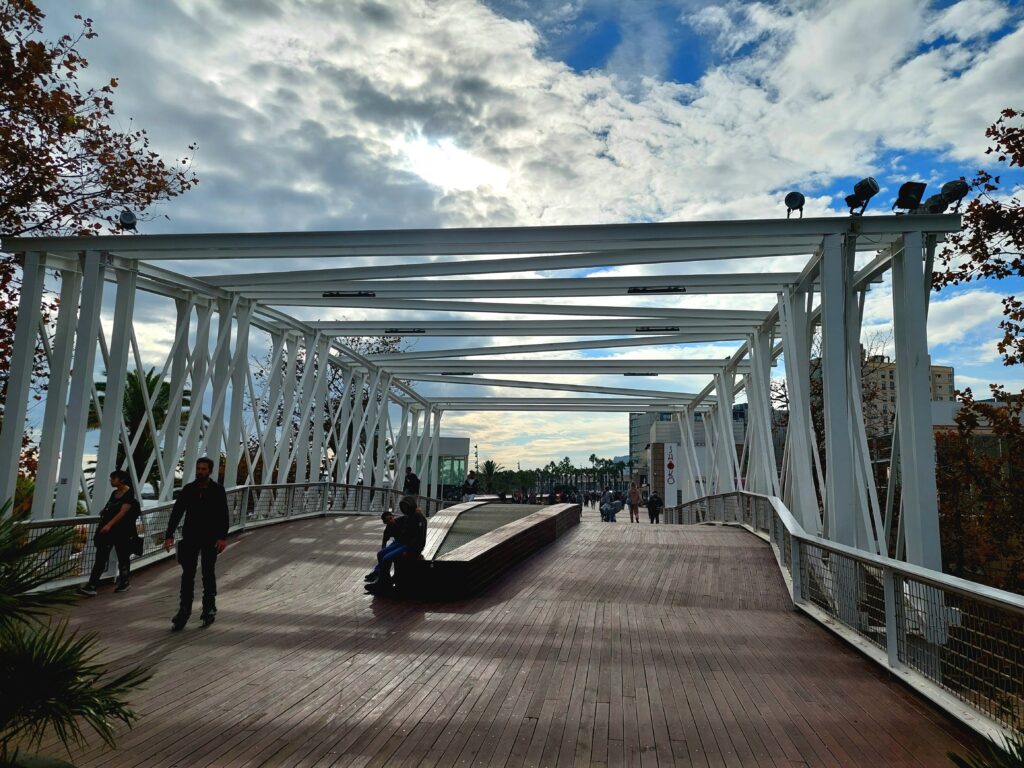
left=0, top=499, right=150, bottom=763
left=88, top=368, right=193, bottom=494
left=479, top=459, right=504, bottom=493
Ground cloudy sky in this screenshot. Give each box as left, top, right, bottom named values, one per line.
left=37, top=0, right=1024, bottom=469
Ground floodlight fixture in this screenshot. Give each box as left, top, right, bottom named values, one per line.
left=626, top=286, right=686, bottom=294
left=784, top=191, right=805, bottom=219
left=845, top=177, right=879, bottom=216
left=383, top=328, right=425, bottom=334
left=623, top=372, right=659, bottom=377
left=919, top=194, right=948, bottom=214
left=118, top=209, right=137, bottom=231
left=892, top=181, right=927, bottom=213
left=322, top=290, right=376, bottom=298
left=940, top=179, right=969, bottom=212
left=634, top=326, right=681, bottom=333
left=440, top=371, right=474, bottom=376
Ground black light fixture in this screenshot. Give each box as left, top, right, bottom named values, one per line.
left=626, top=286, right=686, bottom=294
left=118, top=209, right=137, bottom=231
left=383, top=328, right=425, bottom=334
left=940, top=179, right=969, bottom=212
left=892, top=181, right=927, bottom=213
left=623, top=372, right=659, bottom=377
left=918, top=194, right=948, bottom=214
left=784, top=191, right=805, bottom=219
left=322, top=290, right=376, bottom=298
left=845, top=177, right=879, bottom=216
left=634, top=326, right=681, bottom=333
left=440, top=371, right=473, bottom=376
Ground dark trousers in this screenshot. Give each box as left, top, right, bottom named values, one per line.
left=648, top=511, right=661, bottom=524
left=87, top=532, right=132, bottom=586
left=176, top=539, right=218, bottom=612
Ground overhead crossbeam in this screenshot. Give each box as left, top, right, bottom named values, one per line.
left=404, top=373, right=709, bottom=400
left=378, top=359, right=747, bottom=375
left=305, top=320, right=758, bottom=337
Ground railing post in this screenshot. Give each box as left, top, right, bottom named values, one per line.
left=322, top=482, right=330, bottom=515
left=790, top=536, right=802, bottom=604
left=882, top=567, right=902, bottom=669
left=239, top=486, right=250, bottom=532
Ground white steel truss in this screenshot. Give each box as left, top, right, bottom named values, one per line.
left=0, top=213, right=958, bottom=570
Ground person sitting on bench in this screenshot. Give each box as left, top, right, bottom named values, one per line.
left=364, top=510, right=401, bottom=583
left=365, top=496, right=427, bottom=589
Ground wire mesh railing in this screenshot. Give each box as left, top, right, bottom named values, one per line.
left=665, top=490, right=1024, bottom=736
left=21, top=482, right=453, bottom=591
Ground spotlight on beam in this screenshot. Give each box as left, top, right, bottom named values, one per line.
left=118, top=209, right=137, bottom=231
left=440, top=372, right=474, bottom=376
left=322, top=290, right=376, bottom=298
left=623, top=372, right=659, bottom=377
left=626, top=286, right=686, bottom=294
left=784, top=191, right=805, bottom=219
left=918, top=194, right=948, bottom=214
left=383, top=328, right=425, bottom=334
left=845, top=177, right=879, bottom=216
left=634, top=326, right=681, bottom=333
left=940, top=179, right=969, bottom=212
left=892, top=181, right=926, bottom=214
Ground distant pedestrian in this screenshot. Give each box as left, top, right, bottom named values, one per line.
left=403, top=466, right=421, bottom=496
left=628, top=482, right=641, bottom=524
left=164, top=457, right=229, bottom=630
left=78, top=470, right=140, bottom=596
left=647, top=491, right=663, bottom=524
left=462, top=471, right=479, bottom=502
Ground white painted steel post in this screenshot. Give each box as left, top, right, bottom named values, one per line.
left=31, top=268, right=82, bottom=519
left=92, top=265, right=138, bottom=508
left=54, top=252, right=105, bottom=517
left=203, top=298, right=232, bottom=470
left=891, top=232, right=942, bottom=570
left=819, top=233, right=856, bottom=548
left=225, top=301, right=252, bottom=486
left=181, top=302, right=212, bottom=477
left=159, top=298, right=193, bottom=500
left=0, top=252, right=45, bottom=508
left=276, top=333, right=300, bottom=482
left=428, top=407, right=442, bottom=499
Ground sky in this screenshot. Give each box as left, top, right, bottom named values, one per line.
left=33, top=0, right=1024, bottom=469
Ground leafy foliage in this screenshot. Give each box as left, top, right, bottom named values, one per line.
left=948, top=727, right=1024, bottom=768
left=935, top=108, right=1024, bottom=366
left=0, top=499, right=150, bottom=761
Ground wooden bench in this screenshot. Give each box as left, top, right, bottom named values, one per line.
left=399, top=503, right=581, bottom=598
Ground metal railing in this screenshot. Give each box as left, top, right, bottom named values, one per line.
left=665, top=491, right=1024, bottom=738
left=22, top=482, right=453, bottom=591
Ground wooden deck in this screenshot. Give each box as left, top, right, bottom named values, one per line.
left=52, top=507, right=977, bottom=767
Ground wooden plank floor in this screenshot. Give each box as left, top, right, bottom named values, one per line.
left=50, top=507, right=977, bottom=767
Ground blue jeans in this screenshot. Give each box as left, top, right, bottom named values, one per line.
left=374, top=541, right=411, bottom=578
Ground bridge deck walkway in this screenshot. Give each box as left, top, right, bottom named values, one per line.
left=53, top=507, right=976, bottom=767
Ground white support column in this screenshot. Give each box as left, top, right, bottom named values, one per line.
left=203, top=299, right=233, bottom=468
left=276, top=333, right=300, bottom=482
left=713, top=371, right=739, bottom=492
left=293, top=333, right=318, bottom=482
left=181, top=302, right=213, bottom=477
left=779, top=287, right=821, bottom=533
left=225, top=301, right=252, bottom=486
left=392, top=404, right=410, bottom=489
left=334, top=370, right=363, bottom=484
left=310, top=336, right=333, bottom=482
left=258, top=331, right=285, bottom=483
left=371, top=380, right=392, bottom=488
left=92, top=265, right=138, bottom=509
left=347, top=369, right=382, bottom=485
left=892, top=232, right=942, bottom=570
left=159, top=298, right=193, bottom=500
left=819, top=233, right=856, bottom=547
left=428, top=407, right=442, bottom=498
left=31, top=268, right=82, bottom=519
left=0, top=252, right=45, bottom=508
left=54, top=252, right=105, bottom=517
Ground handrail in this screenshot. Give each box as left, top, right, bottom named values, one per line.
left=21, top=481, right=453, bottom=591
left=664, top=491, right=1024, bottom=738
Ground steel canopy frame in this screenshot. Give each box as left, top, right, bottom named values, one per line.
left=0, top=213, right=960, bottom=573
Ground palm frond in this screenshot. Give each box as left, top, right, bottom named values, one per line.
left=0, top=619, right=151, bottom=755
left=949, top=729, right=1024, bottom=768
left=0, top=500, right=78, bottom=629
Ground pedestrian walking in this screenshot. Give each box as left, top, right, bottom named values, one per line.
left=78, top=470, right=140, bottom=596
left=628, top=482, right=641, bottom=524
left=163, top=457, right=229, bottom=630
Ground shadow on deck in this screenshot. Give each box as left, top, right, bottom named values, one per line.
left=52, top=506, right=977, bottom=767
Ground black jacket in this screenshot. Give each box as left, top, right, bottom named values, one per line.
left=96, top=490, right=139, bottom=541
left=403, top=472, right=421, bottom=495
left=165, top=480, right=229, bottom=543
left=394, top=511, right=427, bottom=553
